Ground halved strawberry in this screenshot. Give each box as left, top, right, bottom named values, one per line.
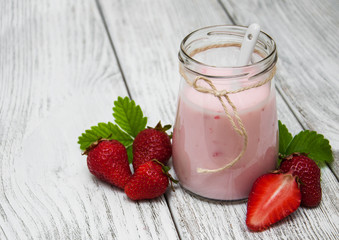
left=246, top=172, right=301, bottom=231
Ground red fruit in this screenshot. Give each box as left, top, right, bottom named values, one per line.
left=133, top=122, right=172, bottom=170
left=125, top=160, right=176, bottom=200
left=280, top=153, right=321, bottom=207
left=246, top=172, right=301, bottom=231
left=86, top=140, right=132, bottom=189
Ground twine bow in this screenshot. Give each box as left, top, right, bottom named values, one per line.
left=180, top=67, right=276, bottom=173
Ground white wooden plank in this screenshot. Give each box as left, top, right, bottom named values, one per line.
left=220, top=0, right=339, bottom=177
left=0, top=0, right=178, bottom=239
left=99, top=0, right=339, bottom=239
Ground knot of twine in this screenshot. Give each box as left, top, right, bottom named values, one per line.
left=180, top=67, right=276, bottom=174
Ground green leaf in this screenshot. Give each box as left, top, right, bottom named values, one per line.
left=278, top=120, right=293, bottom=155
left=285, top=130, right=333, bottom=167
left=126, top=145, right=133, bottom=164
left=78, top=122, right=133, bottom=150
left=113, top=96, right=147, bottom=137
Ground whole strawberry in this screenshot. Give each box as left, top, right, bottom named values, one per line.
left=246, top=172, right=301, bottom=231
left=133, top=122, right=172, bottom=170
left=85, top=139, right=132, bottom=189
left=280, top=153, right=321, bottom=207
left=125, top=160, right=177, bottom=200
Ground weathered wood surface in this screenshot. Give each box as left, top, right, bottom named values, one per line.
left=0, top=0, right=338, bottom=239
left=0, top=0, right=178, bottom=239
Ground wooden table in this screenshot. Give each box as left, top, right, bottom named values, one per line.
left=1, top=0, right=338, bottom=239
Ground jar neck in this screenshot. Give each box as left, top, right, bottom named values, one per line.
left=179, top=25, right=277, bottom=80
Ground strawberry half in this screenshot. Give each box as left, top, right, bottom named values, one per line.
left=246, top=172, right=301, bottom=231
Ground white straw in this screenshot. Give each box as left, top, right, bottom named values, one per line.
left=237, top=23, right=261, bottom=66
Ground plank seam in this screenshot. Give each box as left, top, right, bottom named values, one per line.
left=94, top=0, right=132, bottom=99
left=164, top=196, right=182, bottom=240
left=217, top=0, right=236, bottom=25
left=276, top=85, right=306, bottom=130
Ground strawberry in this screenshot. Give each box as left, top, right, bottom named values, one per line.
left=246, top=172, right=301, bottom=231
left=85, top=139, right=132, bottom=189
left=125, top=160, right=177, bottom=200
left=132, top=122, right=172, bottom=170
left=280, top=153, right=321, bottom=207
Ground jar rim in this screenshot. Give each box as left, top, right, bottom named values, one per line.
left=179, top=25, right=277, bottom=78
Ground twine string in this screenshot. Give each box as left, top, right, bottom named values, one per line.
left=180, top=67, right=276, bottom=173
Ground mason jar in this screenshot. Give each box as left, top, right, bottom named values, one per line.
left=172, top=25, right=278, bottom=201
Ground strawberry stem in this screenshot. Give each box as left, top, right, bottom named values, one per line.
left=148, top=121, right=172, bottom=133
left=83, top=137, right=105, bottom=155
left=151, top=159, right=179, bottom=191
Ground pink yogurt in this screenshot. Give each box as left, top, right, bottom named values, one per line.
left=172, top=83, right=278, bottom=200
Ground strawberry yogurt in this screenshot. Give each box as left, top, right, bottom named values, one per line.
left=172, top=83, right=278, bottom=200
left=172, top=25, right=278, bottom=200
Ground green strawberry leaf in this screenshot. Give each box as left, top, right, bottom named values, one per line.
left=78, top=122, right=133, bottom=150
left=285, top=130, right=333, bottom=167
left=126, top=145, right=133, bottom=164
left=278, top=120, right=293, bottom=156
left=113, top=96, right=147, bottom=138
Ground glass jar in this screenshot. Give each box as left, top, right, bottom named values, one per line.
left=172, top=25, right=278, bottom=201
